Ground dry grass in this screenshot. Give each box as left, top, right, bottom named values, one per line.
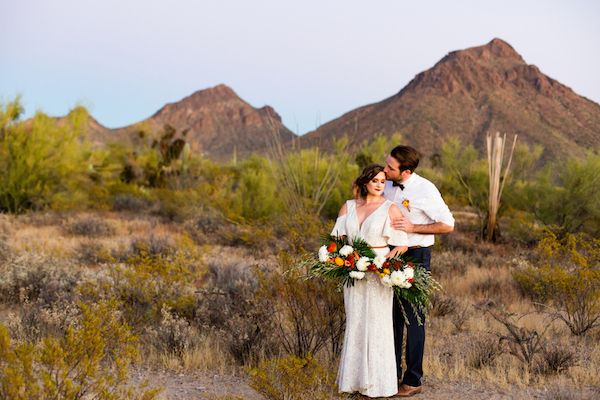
left=146, top=333, right=233, bottom=374
left=1, top=210, right=598, bottom=397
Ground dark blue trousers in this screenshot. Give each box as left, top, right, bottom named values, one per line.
left=393, top=246, right=431, bottom=387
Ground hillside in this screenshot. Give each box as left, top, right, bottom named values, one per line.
left=301, top=38, right=600, bottom=160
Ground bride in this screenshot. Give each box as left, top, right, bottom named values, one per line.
left=332, top=164, right=409, bottom=397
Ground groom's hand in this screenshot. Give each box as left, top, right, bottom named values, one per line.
left=392, top=214, right=414, bottom=233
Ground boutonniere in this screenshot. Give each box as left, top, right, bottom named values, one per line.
left=402, top=199, right=411, bottom=212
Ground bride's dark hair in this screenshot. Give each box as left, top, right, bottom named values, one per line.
left=353, top=164, right=385, bottom=199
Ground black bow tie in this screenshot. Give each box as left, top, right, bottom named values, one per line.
left=392, top=181, right=404, bottom=190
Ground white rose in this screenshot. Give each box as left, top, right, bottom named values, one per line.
left=381, top=275, right=393, bottom=287
left=349, top=271, right=365, bottom=280
left=356, top=257, right=370, bottom=272
left=390, top=270, right=406, bottom=287
left=318, top=246, right=329, bottom=262
left=373, top=255, right=386, bottom=269
left=339, top=245, right=354, bottom=257
left=404, top=267, right=414, bottom=280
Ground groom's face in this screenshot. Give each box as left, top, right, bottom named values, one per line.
left=383, top=156, right=401, bottom=181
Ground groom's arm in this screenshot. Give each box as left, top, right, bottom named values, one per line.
left=392, top=215, right=454, bottom=234
left=392, top=183, right=455, bottom=234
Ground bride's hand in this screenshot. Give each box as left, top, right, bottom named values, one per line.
left=385, top=246, right=408, bottom=258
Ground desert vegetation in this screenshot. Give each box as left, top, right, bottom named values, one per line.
left=1, top=97, right=599, bottom=399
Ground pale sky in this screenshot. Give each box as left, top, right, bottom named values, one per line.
left=1, top=0, right=599, bottom=134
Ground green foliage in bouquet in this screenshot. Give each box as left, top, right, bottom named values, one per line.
left=390, top=257, right=442, bottom=325
left=309, top=235, right=375, bottom=287
left=309, top=235, right=441, bottom=325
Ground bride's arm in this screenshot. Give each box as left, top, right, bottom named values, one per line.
left=331, top=202, right=348, bottom=238
left=338, top=202, right=348, bottom=217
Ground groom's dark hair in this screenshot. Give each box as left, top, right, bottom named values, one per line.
left=390, top=145, right=420, bottom=172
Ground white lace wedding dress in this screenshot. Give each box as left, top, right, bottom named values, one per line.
left=332, top=199, right=408, bottom=398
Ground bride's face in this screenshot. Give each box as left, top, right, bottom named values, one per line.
left=366, top=171, right=386, bottom=197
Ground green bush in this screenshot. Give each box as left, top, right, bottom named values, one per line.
left=0, top=301, right=160, bottom=399
left=513, top=231, right=600, bottom=335
left=0, top=99, right=91, bottom=213
left=249, top=354, right=338, bottom=400
left=83, top=248, right=203, bottom=328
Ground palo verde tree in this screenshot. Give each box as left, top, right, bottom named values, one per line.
left=0, top=98, right=90, bottom=213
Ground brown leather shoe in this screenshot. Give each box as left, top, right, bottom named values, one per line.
left=395, top=383, right=423, bottom=397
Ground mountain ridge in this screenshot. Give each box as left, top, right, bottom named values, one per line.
left=301, top=38, right=600, bottom=160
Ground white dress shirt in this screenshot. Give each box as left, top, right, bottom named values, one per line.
left=383, top=172, right=454, bottom=247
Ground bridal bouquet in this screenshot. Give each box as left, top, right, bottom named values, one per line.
left=312, top=234, right=377, bottom=287
left=311, top=234, right=440, bottom=324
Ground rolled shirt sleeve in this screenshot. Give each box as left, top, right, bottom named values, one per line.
left=422, top=183, right=455, bottom=227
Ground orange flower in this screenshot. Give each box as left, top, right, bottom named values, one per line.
left=402, top=199, right=411, bottom=212
left=334, top=257, right=344, bottom=266
left=327, top=242, right=337, bottom=252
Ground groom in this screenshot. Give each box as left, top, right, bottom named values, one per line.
left=383, top=145, right=454, bottom=397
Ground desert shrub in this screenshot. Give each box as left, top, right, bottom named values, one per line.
left=112, top=192, right=153, bottom=211
left=183, top=206, right=233, bottom=246
left=271, top=140, right=356, bottom=220
left=248, top=355, right=337, bottom=400
left=196, top=260, right=277, bottom=365
left=116, top=124, right=194, bottom=189
left=430, top=250, right=469, bottom=279
left=0, top=99, right=91, bottom=213
left=430, top=292, right=458, bottom=317
left=5, top=300, right=80, bottom=342
left=124, top=233, right=178, bottom=259
left=108, top=181, right=155, bottom=212
left=89, top=250, right=202, bottom=328
left=278, top=211, right=329, bottom=254
left=0, top=240, right=9, bottom=263
left=535, top=344, right=577, bottom=375
left=438, top=139, right=488, bottom=227
left=66, top=215, right=116, bottom=237
left=449, top=303, right=472, bottom=333
left=233, top=155, right=284, bottom=221
left=0, top=256, right=82, bottom=306
left=185, top=206, right=225, bottom=236
left=513, top=231, right=600, bottom=335
left=257, top=257, right=346, bottom=360
left=469, top=271, right=519, bottom=305
left=153, top=188, right=204, bottom=222
left=488, top=310, right=550, bottom=371
left=75, top=240, right=113, bottom=264
left=0, top=216, right=11, bottom=261
left=0, top=301, right=161, bottom=399
left=522, top=153, right=600, bottom=237
left=466, top=334, right=502, bottom=369
left=145, top=305, right=198, bottom=357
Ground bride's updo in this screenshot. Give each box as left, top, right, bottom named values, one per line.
left=353, top=164, right=385, bottom=199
